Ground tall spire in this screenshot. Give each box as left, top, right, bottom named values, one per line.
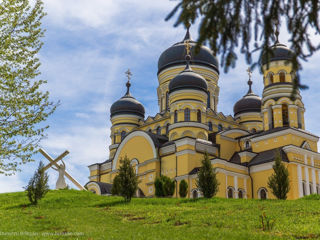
left=246, top=67, right=253, bottom=94
left=125, top=69, right=132, bottom=96
left=183, top=23, right=191, bottom=41
left=274, top=19, right=280, bottom=44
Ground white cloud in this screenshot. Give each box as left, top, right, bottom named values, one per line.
left=0, top=174, right=25, bottom=193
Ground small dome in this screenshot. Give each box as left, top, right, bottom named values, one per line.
left=261, top=43, right=294, bottom=65
left=110, top=82, right=145, bottom=118
left=158, top=29, right=219, bottom=73
left=233, top=76, right=261, bottom=116
left=169, top=63, right=208, bottom=94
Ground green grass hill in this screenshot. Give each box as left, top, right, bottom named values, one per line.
left=0, top=190, right=320, bottom=240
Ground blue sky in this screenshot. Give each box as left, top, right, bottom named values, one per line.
left=1, top=0, right=320, bottom=193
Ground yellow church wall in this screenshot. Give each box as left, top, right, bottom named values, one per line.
left=251, top=168, right=275, bottom=199
left=161, top=154, right=177, bottom=179
left=215, top=172, right=226, bottom=198
left=216, top=136, right=238, bottom=160
left=263, top=63, right=293, bottom=86
left=287, top=164, right=299, bottom=199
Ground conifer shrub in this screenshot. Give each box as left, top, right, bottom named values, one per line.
left=154, top=175, right=175, bottom=197
left=111, top=156, right=138, bottom=202
left=25, top=161, right=49, bottom=205
left=267, top=150, right=290, bottom=199
left=179, top=179, right=188, bottom=198
left=197, top=152, right=219, bottom=198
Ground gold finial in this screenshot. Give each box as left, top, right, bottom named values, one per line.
left=125, top=69, right=132, bottom=82
left=184, top=40, right=192, bottom=56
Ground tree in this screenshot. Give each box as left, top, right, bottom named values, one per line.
left=0, top=0, right=57, bottom=175
left=267, top=150, right=290, bottom=199
left=154, top=175, right=175, bottom=197
left=197, top=152, right=219, bottom=198
left=113, top=156, right=138, bottom=202
left=166, top=1, right=320, bottom=97
left=179, top=179, right=188, bottom=198
left=25, top=161, right=49, bottom=205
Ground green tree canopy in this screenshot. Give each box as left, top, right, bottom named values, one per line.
left=0, top=0, right=57, bottom=175
left=167, top=0, right=320, bottom=96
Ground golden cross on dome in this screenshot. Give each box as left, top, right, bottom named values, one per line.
left=246, top=67, right=252, bottom=80
left=125, top=69, right=132, bottom=82
left=184, top=40, right=191, bottom=56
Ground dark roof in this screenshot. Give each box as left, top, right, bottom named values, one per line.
left=85, top=181, right=113, bottom=195
left=248, top=148, right=289, bottom=167
left=110, top=82, right=145, bottom=118
left=144, top=131, right=169, bottom=148
left=161, top=141, right=175, bottom=147
left=169, top=64, right=208, bottom=94
left=229, top=153, right=241, bottom=165
left=233, top=79, right=261, bottom=116
left=261, top=43, right=294, bottom=65
left=158, top=29, right=219, bottom=74
left=189, top=167, right=200, bottom=175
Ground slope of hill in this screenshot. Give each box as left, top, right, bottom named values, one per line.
left=0, top=190, right=319, bottom=240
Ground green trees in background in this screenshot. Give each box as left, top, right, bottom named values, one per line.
left=179, top=179, right=188, bottom=198
left=268, top=151, right=290, bottom=199
left=25, top=161, right=49, bottom=205
left=166, top=0, right=320, bottom=96
left=154, top=175, right=175, bottom=197
left=0, top=0, right=57, bottom=175
left=197, top=152, right=219, bottom=198
left=111, top=156, right=138, bottom=202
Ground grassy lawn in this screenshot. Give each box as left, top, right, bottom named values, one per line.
left=0, top=190, right=320, bottom=240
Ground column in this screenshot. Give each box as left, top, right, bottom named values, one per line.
left=272, top=105, right=282, bottom=128
left=312, top=168, right=316, bottom=194
left=297, top=164, right=303, bottom=198
left=288, top=105, right=298, bottom=128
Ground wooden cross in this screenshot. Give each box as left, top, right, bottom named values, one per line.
left=39, top=148, right=86, bottom=190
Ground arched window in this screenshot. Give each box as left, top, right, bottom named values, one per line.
left=279, top=72, right=286, bottom=82
left=297, top=107, right=302, bottom=128
left=309, top=183, right=313, bottom=194
left=192, top=190, right=198, bottom=199
left=238, top=189, right=244, bottom=199
left=303, top=181, right=306, bottom=196
left=121, top=131, right=126, bottom=141
left=160, top=97, right=163, bottom=111
left=184, top=108, right=190, bottom=121
left=245, top=141, right=251, bottom=149
left=252, top=128, right=257, bottom=133
left=148, top=129, right=152, bottom=133
left=218, top=124, right=223, bottom=132
left=208, top=122, right=213, bottom=131
left=282, top=104, right=289, bottom=127
left=207, top=91, right=211, bottom=109
left=259, top=188, right=267, bottom=200
left=113, top=134, right=116, bottom=144
left=317, top=185, right=320, bottom=194
left=166, top=123, right=170, bottom=135
left=227, top=187, right=234, bottom=199
left=197, top=110, right=201, bottom=123
left=166, top=91, right=169, bottom=111
left=268, top=72, right=274, bottom=84
left=174, top=110, right=178, bottom=123
left=268, top=106, right=274, bottom=129
left=156, top=126, right=161, bottom=135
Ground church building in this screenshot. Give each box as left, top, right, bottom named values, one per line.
left=86, top=28, right=320, bottom=199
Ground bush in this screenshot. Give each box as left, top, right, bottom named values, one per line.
left=154, top=175, right=175, bottom=197
left=111, top=156, right=138, bottom=202
left=197, top=152, right=219, bottom=198
left=179, top=179, right=188, bottom=198
left=25, top=161, right=49, bottom=205
left=267, top=150, right=290, bottom=200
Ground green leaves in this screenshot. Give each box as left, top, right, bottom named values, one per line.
left=0, top=0, right=57, bottom=175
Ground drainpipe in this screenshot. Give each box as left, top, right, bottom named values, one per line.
left=248, top=166, right=254, bottom=199
left=176, top=154, right=178, bottom=198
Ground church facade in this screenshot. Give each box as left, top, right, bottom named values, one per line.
left=86, top=29, right=320, bottom=199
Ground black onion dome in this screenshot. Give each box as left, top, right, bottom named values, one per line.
left=169, top=63, right=208, bottom=94
left=158, top=29, right=219, bottom=74
left=261, top=43, right=294, bottom=65
left=110, top=82, right=145, bottom=118
left=233, top=78, right=261, bottom=116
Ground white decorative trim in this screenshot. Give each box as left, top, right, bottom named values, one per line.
left=159, top=144, right=176, bottom=156
left=86, top=182, right=101, bottom=195
left=301, top=141, right=312, bottom=150
left=169, top=122, right=209, bottom=131
left=283, top=145, right=320, bottom=160
left=215, top=168, right=249, bottom=179
left=258, top=187, right=268, bottom=199
left=88, top=164, right=99, bottom=171
left=112, top=131, right=157, bottom=170
left=195, top=141, right=218, bottom=155
left=297, top=164, right=303, bottom=198
left=312, top=168, right=317, bottom=194
left=100, top=162, right=112, bottom=171
left=238, top=151, right=257, bottom=158
left=138, top=158, right=159, bottom=168
left=220, top=129, right=250, bottom=136
left=176, top=149, right=196, bottom=156
left=220, top=135, right=237, bottom=142
left=88, top=175, right=99, bottom=181
left=305, top=165, right=310, bottom=195
left=175, top=137, right=196, bottom=147
left=252, top=128, right=319, bottom=143
left=250, top=162, right=274, bottom=173
left=234, top=176, right=238, bottom=199
left=111, top=114, right=143, bottom=121
left=211, top=159, right=248, bottom=172
left=235, top=112, right=261, bottom=119
left=109, top=144, right=119, bottom=150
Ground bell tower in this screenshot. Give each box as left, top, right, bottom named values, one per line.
left=261, top=31, right=305, bottom=131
